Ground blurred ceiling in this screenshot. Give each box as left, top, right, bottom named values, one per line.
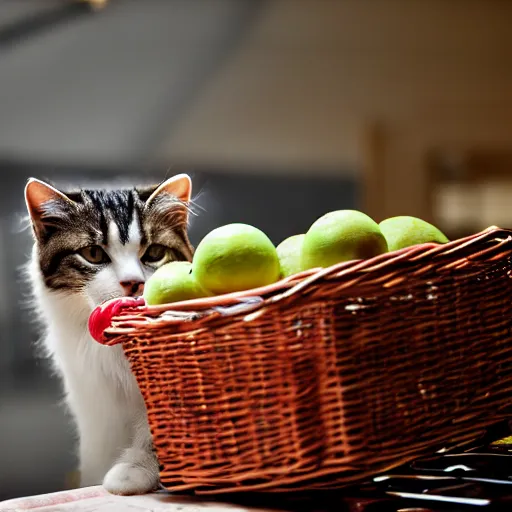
left=0, top=0, right=260, bottom=169
left=160, top=0, right=512, bottom=174
left=2, top=0, right=512, bottom=178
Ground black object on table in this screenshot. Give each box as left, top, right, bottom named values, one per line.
left=205, top=420, right=512, bottom=511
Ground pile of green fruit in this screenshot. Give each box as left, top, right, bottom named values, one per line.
left=144, top=212, right=449, bottom=306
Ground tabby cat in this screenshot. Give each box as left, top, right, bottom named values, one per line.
left=25, top=175, right=194, bottom=495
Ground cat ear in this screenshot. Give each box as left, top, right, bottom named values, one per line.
left=24, top=178, right=73, bottom=238
left=146, top=174, right=192, bottom=205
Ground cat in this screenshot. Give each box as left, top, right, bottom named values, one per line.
left=24, top=174, right=194, bottom=495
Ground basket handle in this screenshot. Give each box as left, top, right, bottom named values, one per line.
left=88, top=296, right=145, bottom=343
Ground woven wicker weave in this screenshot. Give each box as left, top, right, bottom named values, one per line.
left=92, top=226, right=512, bottom=494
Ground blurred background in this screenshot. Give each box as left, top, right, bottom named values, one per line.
left=1, top=0, right=512, bottom=501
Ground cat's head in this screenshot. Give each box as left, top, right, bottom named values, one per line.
left=25, top=174, right=194, bottom=308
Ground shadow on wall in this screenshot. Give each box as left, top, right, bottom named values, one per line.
left=0, top=164, right=358, bottom=500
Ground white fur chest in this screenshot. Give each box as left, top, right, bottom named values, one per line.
left=32, top=261, right=140, bottom=407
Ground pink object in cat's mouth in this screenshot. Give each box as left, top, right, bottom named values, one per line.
left=88, top=296, right=145, bottom=343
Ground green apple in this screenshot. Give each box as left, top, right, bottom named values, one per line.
left=302, top=210, right=388, bottom=270
left=144, top=261, right=211, bottom=305
left=379, top=216, right=449, bottom=251
left=276, top=234, right=305, bottom=278
left=192, top=223, right=280, bottom=294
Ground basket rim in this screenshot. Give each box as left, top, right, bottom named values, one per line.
left=91, top=225, right=512, bottom=344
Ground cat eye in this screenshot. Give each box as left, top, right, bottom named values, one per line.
left=78, top=245, right=110, bottom=264
left=141, top=244, right=171, bottom=265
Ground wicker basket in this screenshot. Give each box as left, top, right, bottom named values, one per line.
left=90, top=226, right=512, bottom=494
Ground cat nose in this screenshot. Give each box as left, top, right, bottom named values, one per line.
left=120, top=280, right=145, bottom=297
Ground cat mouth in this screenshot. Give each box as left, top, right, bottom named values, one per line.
left=90, top=290, right=139, bottom=308
left=108, top=291, right=143, bottom=302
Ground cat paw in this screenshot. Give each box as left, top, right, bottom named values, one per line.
left=102, top=462, right=159, bottom=495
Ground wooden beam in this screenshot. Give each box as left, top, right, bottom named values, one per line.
left=361, top=121, right=387, bottom=221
